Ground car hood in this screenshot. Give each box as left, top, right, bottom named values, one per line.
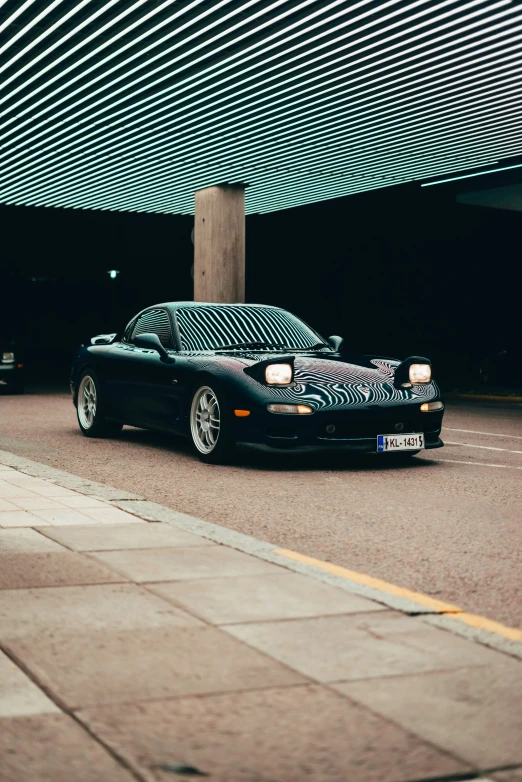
left=224, top=350, right=439, bottom=410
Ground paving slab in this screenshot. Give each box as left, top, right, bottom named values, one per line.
left=0, top=713, right=136, bottom=782
left=492, top=769, right=522, bottom=781
left=0, top=509, right=50, bottom=527
left=0, top=481, right=43, bottom=498
left=148, top=571, right=384, bottom=625
left=23, top=484, right=80, bottom=497
left=79, top=684, right=469, bottom=782
left=0, top=583, right=202, bottom=642
left=29, top=507, right=123, bottom=526
left=0, top=650, right=59, bottom=718
left=51, top=495, right=113, bottom=509
left=0, top=474, right=54, bottom=487
left=334, top=661, right=522, bottom=768
left=225, top=611, right=504, bottom=682
left=6, top=495, right=69, bottom=510
left=0, top=552, right=128, bottom=589
left=91, top=544, right=284, bottom=582
left=74, top=506, right=146, bottom=524
left=40, top=521, right=215, bottom=551
left=0, top=497, right=19, bottom=511
left=0, top=528, right=66, bottom=554
left=5, top=625, right=306, bottom=709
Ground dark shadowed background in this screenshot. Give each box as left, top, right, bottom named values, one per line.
left=1, top=180, right=520, bottom=390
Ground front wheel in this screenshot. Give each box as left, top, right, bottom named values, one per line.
left=189, top=384, right=235, bottom=464
left=77, top=370, right=122, bottom=438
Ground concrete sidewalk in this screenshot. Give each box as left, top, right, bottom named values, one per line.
left=0, top=458, right=520, bottom=782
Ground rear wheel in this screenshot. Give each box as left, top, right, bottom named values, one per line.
left=189, top=384, right=235, bottom=464
left=77, top=370, right=122, bottom=438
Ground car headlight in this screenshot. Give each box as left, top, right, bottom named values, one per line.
left=409, top=363, right=431, bottom=384
left=267, top=404, right=313, bottom=414
left=420, top=401, right=444, bottom=412
left=2, top=352, right=15, bottom=363
left=265, top=363, right=293, bottom=385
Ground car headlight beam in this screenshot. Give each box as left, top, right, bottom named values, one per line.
left=409, top=363, right=431, bottom=384
left=265, top=363, right=293, bottom=385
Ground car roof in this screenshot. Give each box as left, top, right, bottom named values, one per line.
left=153, top=302, right=286, bottom=312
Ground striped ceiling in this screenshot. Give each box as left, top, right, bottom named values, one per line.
left=0, top=0, right=521, bottom=215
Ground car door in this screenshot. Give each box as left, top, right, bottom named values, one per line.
left=108, top=308, right=181, bottom=429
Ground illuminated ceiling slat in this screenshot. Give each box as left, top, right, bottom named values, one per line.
left=0, top=0, right=503, bottom=165
left=0, top=0, right=520, bottom=215
left=2, top=14, right=519, bottom=192
left=11, top=93, right=522, bottom=208
left=5, top=59, right=520, bottom=202
left=0, top=0, right=512, bottom=167
left=5, top=75, right=522, bottom=206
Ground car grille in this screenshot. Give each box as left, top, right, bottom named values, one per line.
left=317, top=412, right=425, bottom=440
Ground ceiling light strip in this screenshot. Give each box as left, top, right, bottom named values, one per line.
left=1, top=20, right=518, bottom=192
left=22, top=98, right=521, bottom=209
left=2, top=56, right=519, bottom=201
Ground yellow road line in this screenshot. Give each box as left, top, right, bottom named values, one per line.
left=275, top=548, right=522, bottom=644
left=445, top=612, right=522, bottom=643
left=275, top=549, right=461, bottom=613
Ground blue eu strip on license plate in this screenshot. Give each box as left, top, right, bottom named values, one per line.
left=377, top=435, right=385, bottom=452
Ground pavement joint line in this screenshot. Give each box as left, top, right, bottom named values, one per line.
left=0, top=640, right=147, bottom=782
left=274, top=549, right=522, bottom=653
left=0, top=447, right=521, bottom=661
left=400, top=764, right=522, bottom=782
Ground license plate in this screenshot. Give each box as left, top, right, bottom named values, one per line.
left=377, top=433, right=424, bottom=452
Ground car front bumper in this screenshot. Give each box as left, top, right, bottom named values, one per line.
left=233, top=404, right=444, bottom=452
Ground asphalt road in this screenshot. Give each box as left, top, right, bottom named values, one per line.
left=1, top=388, right=521, bottom=628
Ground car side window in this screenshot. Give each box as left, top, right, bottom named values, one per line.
left=130, top=309, right=173, bottom=348
left=122, top=319, right=136, bottom=344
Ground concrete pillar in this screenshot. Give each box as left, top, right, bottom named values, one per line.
left=194, top=184, right=245, bottom=303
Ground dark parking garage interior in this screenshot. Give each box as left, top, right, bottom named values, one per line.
left=1, top=176, right=521, bottom=392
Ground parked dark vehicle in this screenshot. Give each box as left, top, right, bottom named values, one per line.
left=70, top=302, right=444, bottom=463
left=0, top=336, right=24, bottom=394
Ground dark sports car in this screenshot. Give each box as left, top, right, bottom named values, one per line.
left=70, top=302, right=444, bottom=463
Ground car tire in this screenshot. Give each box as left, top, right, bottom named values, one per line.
left=77, top=369, right=123, bottom=438
left=189, top=382, right=235, bottom=464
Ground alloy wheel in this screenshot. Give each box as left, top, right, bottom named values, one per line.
left=78, top=375, right=97, bottom=429
left=190, top=386, right=221, bottom=454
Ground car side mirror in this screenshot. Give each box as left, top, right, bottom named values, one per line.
left=91, top=333, right=117, bottom=345
left=328, top=335, right=344, bottom=352
left=134, top=333, right=175, bottom=363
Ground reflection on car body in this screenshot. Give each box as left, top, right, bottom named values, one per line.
left=70, top=302, right=444, bottom=463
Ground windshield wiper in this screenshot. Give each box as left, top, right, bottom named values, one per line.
left=306, top=342, right=331, bottom=351
left=215, top=341, right=289, bottom=350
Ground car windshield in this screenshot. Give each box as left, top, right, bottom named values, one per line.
left=175, top=306, right=329, bottom=352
